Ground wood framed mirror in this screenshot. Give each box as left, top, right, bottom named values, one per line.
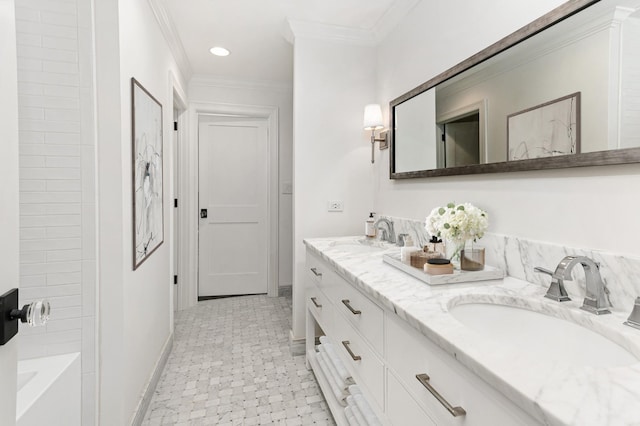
left=390, top=0, right=640, bottom=179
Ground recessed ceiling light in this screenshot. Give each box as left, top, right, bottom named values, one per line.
left=210, top=47, right=230, bottom=57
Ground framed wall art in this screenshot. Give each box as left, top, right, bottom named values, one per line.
left=507, top=92, right=580, bottom=161
left=131, top=78, right=164, bottom=270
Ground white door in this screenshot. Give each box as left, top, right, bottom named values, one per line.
left=0, top=0, right=20, bottom=424
left=198, top=118, right=269, bottom=297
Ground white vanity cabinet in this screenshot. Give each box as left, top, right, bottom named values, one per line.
left=385, top=313, right=540, bottom=426
left=305, top=247, right=542, bottom=426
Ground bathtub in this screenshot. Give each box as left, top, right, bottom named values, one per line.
left=17, top=353, right=81, bottom=426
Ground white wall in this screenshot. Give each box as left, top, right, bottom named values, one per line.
left=94, top=0, right=187, bottom=423
left=292, top=37, right=377, bottom=339
left=189, top=78, right=294, bottom=287
left=14, top=0, right=96, bottom=423
left=118, top=0, right=186, bottom=423
left=621, top=16, right=640, bottom=148
left=374, top=0, right=640, bottom=258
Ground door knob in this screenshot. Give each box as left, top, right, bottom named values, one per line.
left=200, top=209, right=207, bottom=218
left=0, top=288, right=50, bottom=345
left=11, top=300, right=50, bottom=327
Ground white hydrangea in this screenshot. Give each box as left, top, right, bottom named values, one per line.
left=424, top=202, right=489, bottom=245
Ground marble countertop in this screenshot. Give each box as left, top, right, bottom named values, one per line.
left=304, top=236, right=640, bottom=426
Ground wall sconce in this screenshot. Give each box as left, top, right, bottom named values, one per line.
left=363, top=104, right=388, bottom=164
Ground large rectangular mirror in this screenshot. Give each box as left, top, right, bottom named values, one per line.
left=390, top=0, right=640, bottom=179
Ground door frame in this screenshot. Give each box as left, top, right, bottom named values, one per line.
left=169, top=70, right=188, bottom=319
left=0, top=0, right=20, bottom=422
left=181, top=102, right=279, bottom=308
left=437, top=99, right=488, bottom=167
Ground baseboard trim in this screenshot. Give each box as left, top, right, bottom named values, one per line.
left=278, top=285, right=292, bottom=297
left=130, top=333, right=174, bottom=425
left=289, top=329, right=305, bottom=357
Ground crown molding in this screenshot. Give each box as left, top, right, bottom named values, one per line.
left=284, top=0, right=420, bottom=46
left=372, top=0, right=422, bottom=42
left=146, top=0, right=193, bottom=81
left=285, top=19, right=377, bottom=46
left=190, top=74, right=293, bottom=93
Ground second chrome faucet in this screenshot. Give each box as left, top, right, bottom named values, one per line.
left=535, top=255, right=611, bottom=315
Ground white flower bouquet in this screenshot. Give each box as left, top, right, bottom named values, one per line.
left=425, top=202, right=489, bottom=258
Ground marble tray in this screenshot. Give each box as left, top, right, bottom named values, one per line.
left=382, top=252, right=504, bottom=285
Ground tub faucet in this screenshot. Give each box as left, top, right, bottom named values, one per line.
left=553, top=255, right=611, bottom=315
left=374, top=218, right=396, bottom=244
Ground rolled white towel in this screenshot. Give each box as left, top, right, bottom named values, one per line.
left=316, top=352, right=347, bottom=406
left=318, top=349, right=349, bottom=398
left=323, top=341, right=353, bottom=384
left=344, top=406, right=360, bottom=426
left=347, top=396, right=368, bottom=426
left=348, top=384, right=362, bottom=395
left=354, top=394, right=381, bottom=426
left=320, top=344, right=354, bottom=391
left=319, top=335, right=331, bottom=346
left=346, top=395, right=355, bottom=406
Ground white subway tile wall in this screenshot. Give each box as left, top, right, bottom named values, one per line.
left=15, top=0, right=96, bottom=424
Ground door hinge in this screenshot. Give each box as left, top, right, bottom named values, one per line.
left=174, top=198, right=178, bottom=208
left=441, top=133, right=446, bottom=142
left=174, top=121, right=178, bottom=131
left=173, top=275, right=178, bottom=285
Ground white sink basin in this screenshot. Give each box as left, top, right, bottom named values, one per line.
left=449, top=302, right=638, bottom=367
left=328, top=239, right=386, bottom=253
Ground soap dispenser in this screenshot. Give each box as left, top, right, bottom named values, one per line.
left=400, top=236, right=420, bottom=264
left=365, top=212, right=376, bottom=238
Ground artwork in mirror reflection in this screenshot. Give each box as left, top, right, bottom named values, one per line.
left=391, top=0, right=640, bottom=175
left=507, top=92, right=580, bottom=161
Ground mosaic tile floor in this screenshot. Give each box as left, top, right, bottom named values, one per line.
left=142, top=292, right=335, bottom=425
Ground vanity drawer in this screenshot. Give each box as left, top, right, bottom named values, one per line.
left=306, top=251, right=326, bottom=286
left=332, top=315, right=384, bottom=410
left=385, top=314, right=539, bottom=426
left=307, top=284, right=331, bottom=332
left=330, top=275, right=384, bottom=355
left=387, top=370, right=437, bottom=426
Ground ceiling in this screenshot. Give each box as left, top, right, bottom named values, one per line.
left=163, top=0, right=415, bottom=84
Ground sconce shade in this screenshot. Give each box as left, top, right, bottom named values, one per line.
left=363, top=104, right=384, bottom=130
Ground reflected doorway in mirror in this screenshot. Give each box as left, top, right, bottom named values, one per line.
left=507, top=92, right=581, bottom=161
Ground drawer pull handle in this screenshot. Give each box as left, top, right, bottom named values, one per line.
left=341, top=299, right=361, bottom=315
left=415, top=374, right=466, bottom=417
left=310, top=267, right=322, bottom=277
left=310, top=297, right=322, bottom=308
left=341, top=340, right=361, bottom=361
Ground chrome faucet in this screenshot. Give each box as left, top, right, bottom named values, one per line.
left=534, top=266, right=571, bottom=302
left=553, top=256, right=611, bottom=315
left=624, top=297, right=640, bottom=330
left=373, top=218, right=396, bottom=244
left=396, top=233, right=409, bottom=247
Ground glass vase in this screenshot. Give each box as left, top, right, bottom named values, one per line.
left=445, top=240, right=466, bottom=267
left=460, top=246, right=485, bottom=271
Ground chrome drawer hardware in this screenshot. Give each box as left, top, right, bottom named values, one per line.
left=310, top=267, right=322, bottom=277
left=416, top=373, right=466, bottom=417
left=341, top=340, right=361, bottom=361
left=310, top=297, right=322, bottom=308
left=341, top=299, right=361, bottom=315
